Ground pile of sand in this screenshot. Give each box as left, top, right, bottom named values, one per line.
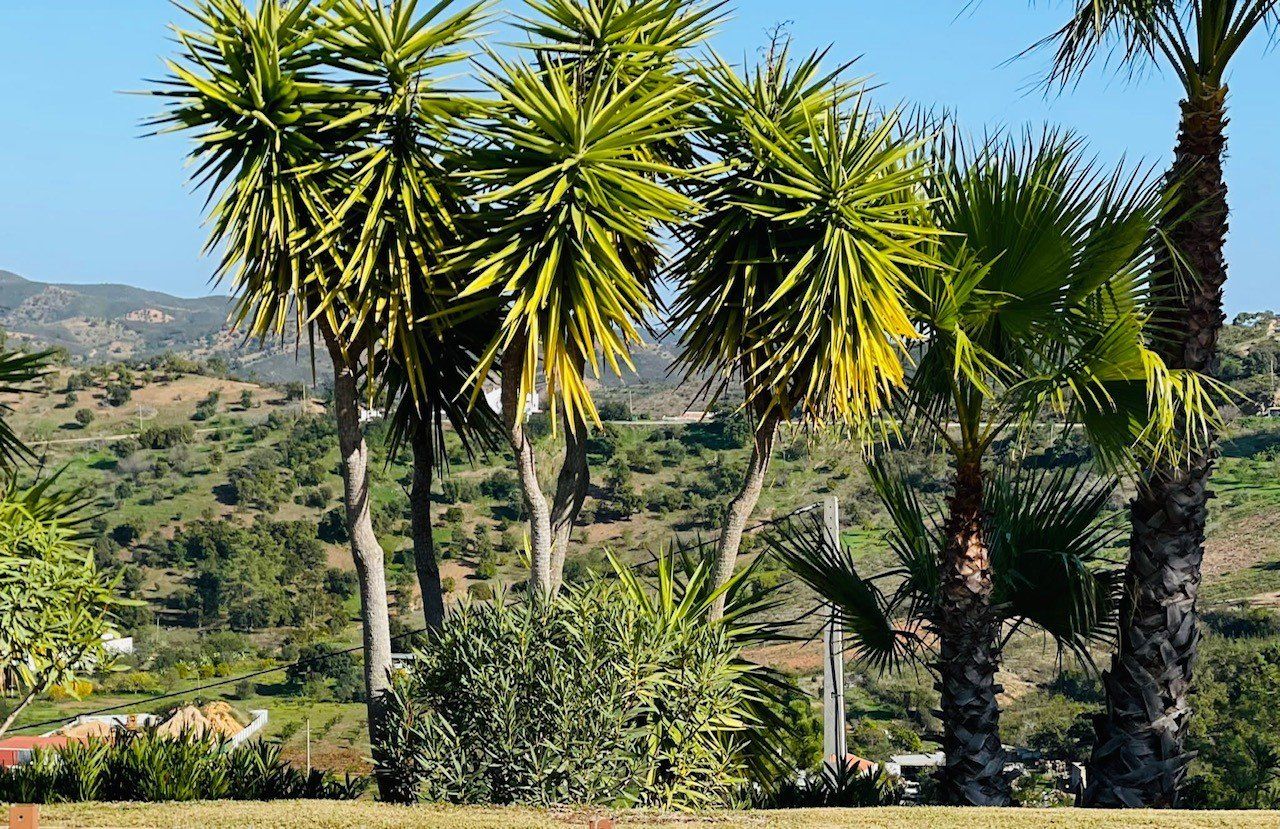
left=57, top=703, right=247, bottom=743
left=198, top=701, right=247, bottom=737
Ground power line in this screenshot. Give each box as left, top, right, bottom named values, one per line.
left=9, top=504, right=822, bottom=736
left=7, top=627, right=430, bottom=736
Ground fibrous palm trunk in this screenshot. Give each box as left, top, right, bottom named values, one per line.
left=500, top=339, right=554, bottom=597
left=708, top=406, right=782, bottom=621
left=935, top=459, right=1010, bottom=806
left=409, top=428, right=445, bottom=633
left=1085, top=87, right=1229, bottom=809
left=325, top=336, right=395, bottom=801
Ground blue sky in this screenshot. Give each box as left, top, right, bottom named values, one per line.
left=0, top=1, right=1275, bottom=314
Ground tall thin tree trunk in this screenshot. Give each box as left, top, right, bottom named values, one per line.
left=936, top=458, right=1010, bottom=806
left=1085, top=87, right=1228, bottom=809
left=324, top=336, right=395, bottom=800
left=501, top=339, right=554, bottom=597
left=708, top=408, right=782, bottom=622
left=549, top=418, right=588, bottom=593
left=409, top=427, right=445, bottom=633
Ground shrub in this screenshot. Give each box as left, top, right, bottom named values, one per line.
left=378, top=553, right=790, bottom=808
left=0, top=732, right=367, bottom=803
left=139, top=424, right=195, bottom=449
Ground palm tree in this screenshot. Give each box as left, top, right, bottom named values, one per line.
left=849, top=130, right=1212, bottom=805
left=672, top=47, right=938, bottom=620
left=450, top=0, right=717, bottom=596
left=772, top=462, right=1123, bottom=796
left=453, top=50, right=702, bottom=596
left=320, top=0, right=495, bottom=633
left=0, top=348, right=49, bottom=466
left=1034, top=2, right=1278, bottom=806
left=152, top=0, right=482, bottom=793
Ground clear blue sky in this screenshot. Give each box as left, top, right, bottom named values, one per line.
left=0, top=1, right=1275, bottom=314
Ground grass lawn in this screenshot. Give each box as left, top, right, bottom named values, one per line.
left=28, top=803, right=1280, bottom=829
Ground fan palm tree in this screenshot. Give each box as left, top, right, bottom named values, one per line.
left=151, top=0, right=483, bottom=793
left=1033, top=2, right=1278, bottom=806
left=771, top=462, right=1124, bottom=797
left=847, top=130, right=1216, bottom=805
left=672, top=47, right=939, bottom=620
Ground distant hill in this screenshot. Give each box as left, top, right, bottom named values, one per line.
left=0, top=270, right=327, bottom=383
left=0, top=270, right=687, bottom=391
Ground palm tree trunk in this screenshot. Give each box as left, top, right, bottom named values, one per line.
left=324, top=336, right=395, bottom=800
left=500, top=338, right=554, bottom=597
left=1085, top=87, right=1228, bottom=809
left=708, top=407, right=782, bottom=622
left=549, top=417, right=588, bottom=593
left=936, top=458, right=1010, bottom=806
left=409, top=428, right=445, bottom=633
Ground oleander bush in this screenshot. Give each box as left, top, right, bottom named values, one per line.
left=0, top=730, right=366, bottom=803
left=379, top=552, right=793, bottom=809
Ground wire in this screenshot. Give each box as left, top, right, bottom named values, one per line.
left=6, top=627, right=430, bottom=736
left=8, top=502, right=826, bottom=736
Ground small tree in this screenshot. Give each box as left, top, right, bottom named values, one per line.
left=74, top=408, right=94, bottom=428
left=0, top=481, right=126, bottom=738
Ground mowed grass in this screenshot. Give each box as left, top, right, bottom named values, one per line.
left=30, top=802, right=1280, bottom=829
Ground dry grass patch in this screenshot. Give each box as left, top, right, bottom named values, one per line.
left=32, top=802, right=1280, bottom=829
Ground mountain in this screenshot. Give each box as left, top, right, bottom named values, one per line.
left=0, top=270, right=324, bottom=382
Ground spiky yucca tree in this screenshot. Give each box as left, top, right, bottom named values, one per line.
left=451, top=0, right=718, bottom=596
left=1035, top=2, right=1278, bottom=806
left=876, top=130, right=1218, bottom=805
left=517, top=0, right=723, bottom=594
left=319, top=0, right=497, bottom=633
left=455, top=59, right=701, bottom=595
left=152, top=0, right=484, bottom=791
left=672, top=47, right=938, bottom=620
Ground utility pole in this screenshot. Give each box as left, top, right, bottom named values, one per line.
left=305, top=717, right=311, bottom=775
left=821, top=495, right=846, bottom=772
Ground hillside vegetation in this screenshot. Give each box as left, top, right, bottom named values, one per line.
left=2, top=314, right=1279, bottom=799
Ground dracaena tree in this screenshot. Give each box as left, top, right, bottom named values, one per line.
left=450, top=0, right=719, bottom=596
left=1033, top=1, right=1279, bottom=806
left=319, top=0, right=497, bottom=634
left=454, top=51, right=703, bottom=596
left=672, top=46, right=938, bottom=620
left=152, top=0, right=484, bottom=792
left=847, top=130, right=1216, bottom=805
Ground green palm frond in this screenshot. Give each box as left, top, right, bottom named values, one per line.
left=905, top=127, right=1220, bottom=461
left=517, top=0, right=725, bottom=78
left=986, top=465, right=1124, bottom=663
left=763, top=512, right=917, bottom=674
left=149, top=0, right=342, bottom=346
left=1033, top=0, right=1280, bottom=95
left=455, top=59, right=699, bottom=428
left=673, top=49, right=938, bottom=430
left=0, top=349, right=49, bottom=467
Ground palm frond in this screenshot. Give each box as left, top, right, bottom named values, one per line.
left=985, top=464, right=1124, bottom=663
left=0, top=349, right=49, bottom=467
left=763, top=511, right=916, bottom=673
left=672, top=49, right=939, bottom=432
left=454, top=59, right=699, bottom=428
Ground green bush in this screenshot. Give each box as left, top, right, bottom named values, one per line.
left=378, top=553, right=791, bottom=809
left=0, top=732, right=366, bottom=803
